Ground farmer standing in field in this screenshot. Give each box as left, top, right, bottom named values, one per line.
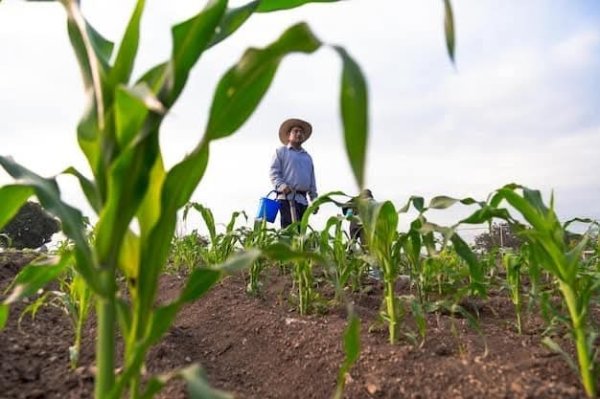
left=270, top=118, right=318, bottom=228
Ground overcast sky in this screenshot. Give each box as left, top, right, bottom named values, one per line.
left=1, top=0, right=599, bottom=237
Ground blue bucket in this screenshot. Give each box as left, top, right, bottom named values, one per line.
left=256, top=190, right=280, bottom=223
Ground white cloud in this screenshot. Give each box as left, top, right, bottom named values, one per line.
left=552, top=29, right=600, bottom=69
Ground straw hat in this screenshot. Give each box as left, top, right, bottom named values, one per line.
left=278, top=118, right=312, bottom=145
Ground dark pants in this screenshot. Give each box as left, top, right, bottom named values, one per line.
left=350, top=221, right=366, bottom=245
left=278, top=200, right=307, bottom=229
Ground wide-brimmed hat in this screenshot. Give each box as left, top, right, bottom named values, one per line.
left=279, top=118, right=312, bottom=145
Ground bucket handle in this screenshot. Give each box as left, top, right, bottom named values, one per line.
left=265, top=190, right=278, bottom=199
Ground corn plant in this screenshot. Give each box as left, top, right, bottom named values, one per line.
left=502, top=250, right=523, bottom=334
left=0, top=0, right=370, bottom=397
left=167, top=230, right=208, bottom=273
left=361, top=199, right=400, bottom=343
left=183, top=202, right=246, bottom=266
left=243, top=218, right=278, bottom=295
left=319, top=215, right=350, bottom=301
left=463, top=185, right=600, bottom=397
left=20, top=261, right=94, bottom=369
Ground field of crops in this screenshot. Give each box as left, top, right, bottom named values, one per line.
left=1, top=0, right=599, bottom=398
left=1, top=191, right=599, bottom=398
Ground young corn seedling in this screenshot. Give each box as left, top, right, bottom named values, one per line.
left=167, top=230, right=208, bottom=273
left=361, top=199, right=400, bottom=343
left=183, top=202, right=246, bottom=266
left=502, top=250, right=523, bottom=334
left=319, top=215, right=353, bottom=302
left=0, top=0, right=369, bottom=397
left=244, top=218, right=278, bottom=295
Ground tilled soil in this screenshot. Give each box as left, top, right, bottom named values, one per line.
left=0, top=250, right=588, bottom=398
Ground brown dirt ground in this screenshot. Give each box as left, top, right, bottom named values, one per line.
left=0, top=250, right=591, bottom=399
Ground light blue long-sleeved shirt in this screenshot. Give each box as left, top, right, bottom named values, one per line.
left=270, top=145, right=318, bottom=205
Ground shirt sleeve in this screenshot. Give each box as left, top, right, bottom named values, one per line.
left=309, top=158, right=318, bottom=201
left=269, top=148, right=287, bottom=192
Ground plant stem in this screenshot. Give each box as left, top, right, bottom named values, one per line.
left=383, top=259, right=397, bottom=344
left=95, top=294, right=116, bottom=398
left=560, top=282, right=596, bottom=398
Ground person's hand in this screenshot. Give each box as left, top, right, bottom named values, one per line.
left=281, top=185, right=291, bottom=194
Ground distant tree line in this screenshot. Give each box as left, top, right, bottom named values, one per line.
left=473, top=222, right=521, bottom=252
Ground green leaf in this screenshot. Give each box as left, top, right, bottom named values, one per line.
left=170, top=0, right=228, bottom=102
left=63, top=1, right=110, bottom=129
left=110, top=0, right=146, bottom=85
left=3, top=255, right=70, bottom=307
left=428, top=195, right=478, bottom=210
left=263, top=242, right=325, bottom=264
left=137, top=154, right=166, bottom=240
left=185, top=203, right=217, bottom=244
left=257, top=0, right=340, bottom=12
left=137, top=62, right=170, bottom=95
left=451, top=233, right=486, bottom=296
left=333, top=309, right=360, bottom=399
left=205, top=22, right=321, bottom=140
left=0, top=157, right=98, bottom=293
left=459, top=205, right=512, bottom=225
left=137, top=145, right=210, bottom=320
left=62, top=166, right=102, bottom=214
left=0, top=185, right=33, bottom=230
left=334, top=46, right=368, bottom=189
left=114, top=84, right=160, bottom=148
left=94, top=128, right=160, bottom=270
left=300, top=191, right=347, bottom=234
left=140, top=364, right=233, bottom=399
left=542, top=337, right=578, bottom=374
left=398, top=196, right=425, bottom=213
left=213, top=249, right=261, bottom=274
left=443, top=0, right=455, bottom=64
left=181, top=365, right=233, bottom=399
left=0, top=304, right=8, bottom=330
left=179, top=268, right=222, bottom=303
left=208, top=1, right=260, bottom=48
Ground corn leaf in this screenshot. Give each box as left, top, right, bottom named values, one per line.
left=0, top=157, right=98, bottom=292
left=1, top=255, right=71, bottom=329
left=334, top=46, right=368, bottom=189
left=140, top=364, right=233, bottom=399
left=257, top=0, right=340, bottom=12
left=62, top=167, right=102, bottom=214
left=450, top=233, right=486, bottom=296
left=212, top=249, right=261, bottom=274
left=170, top=0, right=228, bottom=102
left=428, top=195, right=479, bottom=210
left=110, top=0, right=145, bottom=85
left=398, top=196, right=425, bottom=213
left=333, top=310, right=360, bottom=399
left=0, top=185, right=33, bottom=230
left=0, top=305, right=7, bottom=330
left=205, top=22, right=321, bottom=140
left=182, top=365, right=233, bottom=399
left=62, top=0, right=110, bottom=130
left=208, top=1, right=260, bottom=48
left=443, top=0, right=455, bottom=64
left=137, top=155, right=166, bottom=241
